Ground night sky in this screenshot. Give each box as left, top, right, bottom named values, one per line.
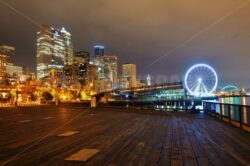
left=1, top=0, right=250, bottom=87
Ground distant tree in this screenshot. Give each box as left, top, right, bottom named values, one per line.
left=77, top=92, right=82, bottom=98
left=42, top=91, right=53, bottom=101
left=30, top=92, right=37, bottom=101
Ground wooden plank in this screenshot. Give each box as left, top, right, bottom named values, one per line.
left=19, top=120, right=32, bottom=123
left=171, top=117, right=183, bottom=166
left=242, top=125, right=250, bottom=132
left=177, top=116, right=199, bottom=166
left=43, top=117, right=54, bottom=120
left=57, top=131, right=79, bottom=137
left=196, top=117, right=250, bottom=165
left=158, top=117, right=172, bottom=166
left=1, top=106, right=250, bottom=166
left=65, top=149, right=100, bottom=162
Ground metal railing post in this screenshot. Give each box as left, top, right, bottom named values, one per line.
left=219, top=103, right=222, bottom=120
left=239, top=105, right=243, bottom=129
left=228, top=104, right=231, bottom=124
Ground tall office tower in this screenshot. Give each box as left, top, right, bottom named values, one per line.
left=0, top=45, right=15, bottom=64
left=36, top=24, right=73, bottom=79
left=122, top=63, right=137, bottom=88
left=99, top=55, right=118, bottom=87
left=93, top=57, right=106, bottom=79
left=64, top=51, right=90, bottom=85
left=61, top=27, right=73, bottom=65
left=94, top=45, right=104, bottom=57
left=75, top=51, right=90, bottom=79
left=147, top=74, right=151, bottom=86
left=0, top=54, right=7, bottom=81
left=87, top=64, right=98, bottom=83
left=75, top=51, right=90, bottom=64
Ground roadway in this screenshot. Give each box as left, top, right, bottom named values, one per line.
left=0, top=104, right=249, bottom=166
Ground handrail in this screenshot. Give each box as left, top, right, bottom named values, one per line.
left=203, top=101, right=250, bottom=132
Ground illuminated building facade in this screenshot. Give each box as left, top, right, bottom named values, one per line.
left=147, top=74, right=151, bottom=86
left=0, top=45, right=15, bottom=64
left=75, top=51, right=90, bottom=64
left=106, top=82, right=186, bottom=109
left=61, top=27, right=74, bottom=65
left=94, top=45, right=104, bottom=57
left=94, top=58, right=106, bottom=79
left=118, top=77, right=130, bottom=89
left=93, top=54, right=118, bottom=92
left=95, top=79, right=112, bottom=93
left=64, top=63, right=88, bottom=85
left=128, top=82, right=185, bottom=101
left=87, top=64, right=98, bottom=82
left=5, top=63, right=25, bottom=83
left=0, top=54, right=7, bottom=81
left=99, top=55, right=118, bottom=87
left=64, top=51, right=91, bottom=84
left=75, top=51, right=90, bottom=79
left=122, top=63, right=137, bottom=88
left=36, top=24, right=73, bottom=79
left=93, top=57, right=109, bottom=92
left=6, top=63, right=23, bottom=76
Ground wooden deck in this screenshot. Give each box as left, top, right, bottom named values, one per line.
left=0, top=105, right=250, bottom=166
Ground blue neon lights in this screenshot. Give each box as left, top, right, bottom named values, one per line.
left=94, top=45, right=105, bottom=49
left=184, top=64, right=218, bottom=96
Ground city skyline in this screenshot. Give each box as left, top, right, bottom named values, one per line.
left=0, top=2, right=250, bottom=165
left=1, top=0, right=250, bottom=87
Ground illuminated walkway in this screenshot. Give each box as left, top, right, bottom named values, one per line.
left=0, top=105, right=249, bottom=166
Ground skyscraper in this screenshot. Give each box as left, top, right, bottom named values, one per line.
left=94, top=45, right=104, bottom=57
left=100, top=55, right=118, bottom=86
left=75, top=51, right=90, bottom=64
left=92, top=54, right=117, bottom=92
left=122, top=63, right=137, bottom=88
left=87, top=64, right=98, bottom=83
left=36, top=24, right=73, bottom=79
left=75, top=51, right=90, bottom=80
left=0, top=45, right=15, bottom=64
left=147, top=74, right=151, bottom=86
left=0, top=54, right=7, bottom=81
left=64, top=51, right=91, bottom=85
left=61, top=27, right=74, bottom=65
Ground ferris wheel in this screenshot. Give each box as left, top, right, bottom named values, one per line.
left=184, top=64, right=218, bottom=96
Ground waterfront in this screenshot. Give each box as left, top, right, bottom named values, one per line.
left=219, top=96, right=250, bottom=105
left=1, top=0, right=250, bottom=165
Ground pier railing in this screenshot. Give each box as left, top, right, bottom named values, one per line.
left=203, top=101, right=250, bottom=132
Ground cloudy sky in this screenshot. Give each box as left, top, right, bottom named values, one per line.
left=1, top=0, right=250, bottom=87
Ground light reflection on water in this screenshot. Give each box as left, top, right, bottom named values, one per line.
left=219, top=96, right=250, bottom=106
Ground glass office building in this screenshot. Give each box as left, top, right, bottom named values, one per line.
left=0, top=45, right=15, bottom=64
left=94, top=45, right=104, bottom=57
left=36, top=24, right=73, bottom=79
